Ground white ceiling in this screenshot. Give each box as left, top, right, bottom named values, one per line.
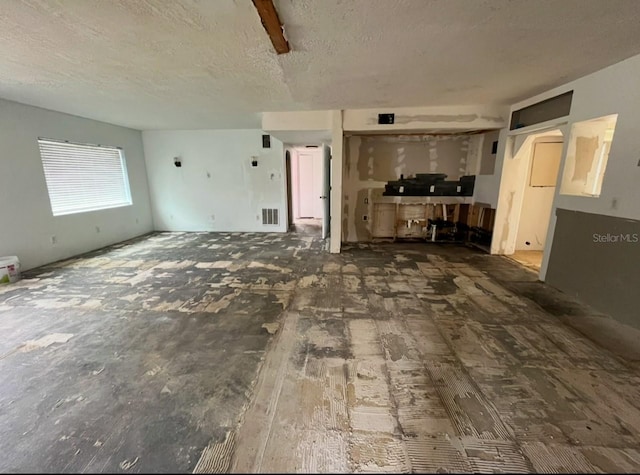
left=2, top=0, right=640, bottom=130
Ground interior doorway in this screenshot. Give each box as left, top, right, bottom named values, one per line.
left=506, top=130, right=564, bottom=274
left=285, top=145, right=329, bottom=237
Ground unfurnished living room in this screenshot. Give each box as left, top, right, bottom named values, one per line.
left=2, top=0, right=640, bottom=473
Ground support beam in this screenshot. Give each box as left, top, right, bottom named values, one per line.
left=330, top=110, right=344, bottom=254
left=251, top=0, right=290, bottom=55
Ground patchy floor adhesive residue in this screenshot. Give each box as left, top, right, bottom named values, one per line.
left=261, top=322, right=280, bottom=335
left=0, top=232, right=639, bottom=473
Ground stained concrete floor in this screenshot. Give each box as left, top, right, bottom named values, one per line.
left=510, top=250, right=544, bottom=271
left=1, top=232, right=639, bottom=473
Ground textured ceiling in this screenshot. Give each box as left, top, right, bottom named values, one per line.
left=2, top=0, right=640, bottom=130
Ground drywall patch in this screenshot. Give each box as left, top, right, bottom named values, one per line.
left=572, top=136, right=599, bottom=182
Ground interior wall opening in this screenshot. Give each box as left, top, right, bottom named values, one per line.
left=497, top=128, right=564, bottom=276
left=286, top=145, right=325, bottom=236
left=512, top=134, right=563, bottom=272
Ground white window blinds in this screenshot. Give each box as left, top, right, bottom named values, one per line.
left=38, top=139, right=132, bottom=216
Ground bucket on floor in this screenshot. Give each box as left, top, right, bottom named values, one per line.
left=0, top=256, right=20, bottom=284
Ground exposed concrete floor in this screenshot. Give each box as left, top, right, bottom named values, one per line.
left=510, top=250, right=544, bottom=271
left=1, top=233, right=640, bottom=473
left=291, top=218, right=323, bottom=236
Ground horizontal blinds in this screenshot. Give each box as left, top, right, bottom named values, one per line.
left=38, top=139, right=132, bottom=216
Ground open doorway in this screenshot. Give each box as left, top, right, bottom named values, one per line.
left=498, top=129, right=564, bottom=274
left=512, top=136, right=563, bottom=271
left=285, top=146, right=330, bottom=237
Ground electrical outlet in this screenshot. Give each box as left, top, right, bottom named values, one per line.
left=50, top=235, right=57, bottom=245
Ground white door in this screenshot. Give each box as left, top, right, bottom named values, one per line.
left=322, top=145, right=331, bottom=239
left=297, top=151, right=323, bottom=219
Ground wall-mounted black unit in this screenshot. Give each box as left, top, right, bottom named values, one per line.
left=378, top=113, right=395, bottom=125
left=383, top=173, right=475, bottom=197
left=262, top=134, right=271, bottom=148
left=510, top=91, right=573, bottom=130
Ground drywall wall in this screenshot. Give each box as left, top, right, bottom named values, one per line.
left=342, top=134, right=476, bottom=242
left=142, top=130, right=286, bottom=232
left=262, top=111, right=332, bottom=145
left=0, top=98, right=153, bottom=271
left=343, top=105, right=508, bottom=133
left=515, top=141, right=562, bottom=251
left=546, top=209, right=640, bottom=329
left=263, top=110, right=332, bottom=131
left=559, top=115, right=616, bottom=197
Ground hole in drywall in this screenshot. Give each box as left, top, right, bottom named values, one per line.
left=560, top=114, right=618, bottom=197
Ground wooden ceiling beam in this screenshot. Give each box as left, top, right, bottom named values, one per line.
left=251, top=0, right=290, bottom=55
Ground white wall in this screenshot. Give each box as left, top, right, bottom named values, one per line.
left=343, top=105, right=508, bottom=133
left=263, top=110, right=332, bottom=132
left=0, top=98, right=153, bottom=271
left=559, top=116, right=616, bottom=197
left=491, top=52, right=640, bottom=278
left=262, top=110, right=332, bottom=145
left=509, top=54, right=640, bottom=223
left=142, top=129, right=286, bottom=233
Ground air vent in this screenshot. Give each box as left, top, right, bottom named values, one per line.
left=262, top=208, right=279, bottom=225
left=262, top=134, right=271, bottom=148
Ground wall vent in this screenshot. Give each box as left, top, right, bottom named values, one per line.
left=262, top=208, right=279, bottom=225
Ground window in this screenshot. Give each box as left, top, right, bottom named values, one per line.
left=38, top=138, right=132, bottom=216
left=559, top=114, right=617, bottom=197
left=510, top=91, right=573, bottom=130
